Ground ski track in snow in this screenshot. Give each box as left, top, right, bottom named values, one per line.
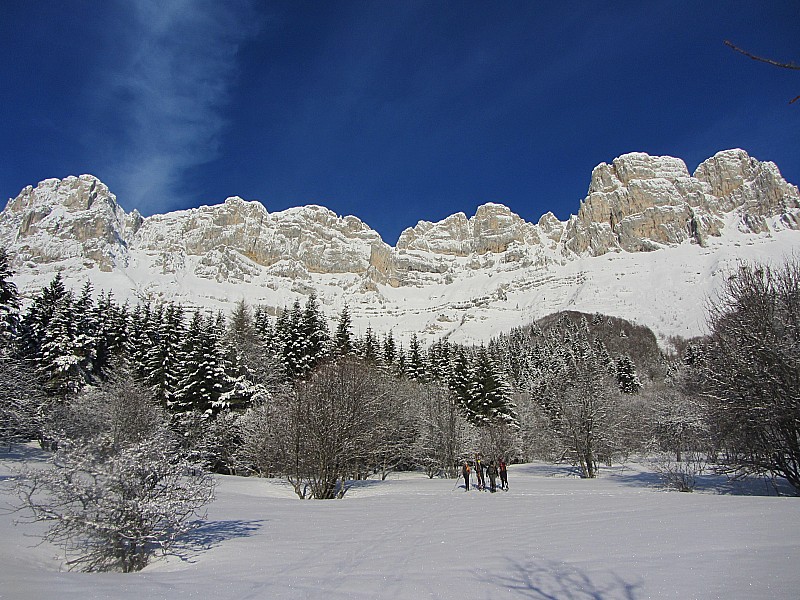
left=1, top=447, right=798, bottom=600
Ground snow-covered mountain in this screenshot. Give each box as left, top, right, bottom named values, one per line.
left=2, top=149, right=798, bottom=347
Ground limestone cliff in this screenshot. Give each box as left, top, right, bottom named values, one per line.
left=1, top=149, right=797, bottom=287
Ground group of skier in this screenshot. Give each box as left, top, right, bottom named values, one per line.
left=461, top=456, right=508, bottom=492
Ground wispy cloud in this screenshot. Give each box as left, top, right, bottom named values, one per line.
left=96, top=0, right=259, bottom=215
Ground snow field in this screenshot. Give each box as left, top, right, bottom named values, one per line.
left=2, top=449, right=798, bottom=600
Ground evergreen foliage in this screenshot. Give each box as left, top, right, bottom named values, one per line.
left=0, top=247, right=20, bottom=344
left=616, top=354, right=642, bottom=394
left=334, top=304, right=354, bottom=355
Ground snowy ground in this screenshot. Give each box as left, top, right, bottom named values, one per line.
left=1, top=445, right=798, bottom=600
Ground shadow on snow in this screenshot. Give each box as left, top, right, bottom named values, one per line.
left=170, top=519, right=265, bottom=562
left=488, top=557, right=642, bottom=600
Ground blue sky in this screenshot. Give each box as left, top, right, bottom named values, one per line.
left=1, top=1, right=798, bottom=244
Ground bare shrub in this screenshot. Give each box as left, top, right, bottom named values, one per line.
left=654, top=451, right=709, bottom=493
left=11, top=370, right=215, bottom=571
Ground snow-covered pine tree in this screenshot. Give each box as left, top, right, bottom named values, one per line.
left=406, top=333, right=426, bottom=381
left=299, top=293, right=330, bottom=375
left=126, top=301, right=153, bottom=380
left=38, top=294, right=85, bottom=397
left=0, top=247, right=20, bottom=345
left=359, top=325, right=379, bottom=362
left=467, top=347, right=518, bottom=428
left=448, top=347, right=473, bottom=413
left=334, top=304, right=354, bottom=356
left=92, top=291, right=128, bottom=376
left=426, top=339, right=451, bottom=382
left=18, top=273, right=71, bottom=361
left=72, top=281, right=98, bottom=379
left=279, top=300, right=304, bottom=379
left=172, top=311, right=229, bottom=415
left=220, top=299, right=276, bottom=410
left=383, top=330, right=396, bottom=367
left=144, top=303, right=185, bottom=406
left=616, top=354, right=642, bottom=394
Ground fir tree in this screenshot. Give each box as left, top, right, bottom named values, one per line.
left=18, top=273, right=71, bottom=360
left=126, top=301, right=154, bottom=380
left=38, top=295, right=85, bottom=397
left=383, top=330, right=396, bottom=366
left=616, top=354, right=642, bottom=394
left=299, top=293, right=329, bottom=374
left=466, top=347, right=518, bottom=427
left=406, top=333, right=426, bottom=381
left=92, top=292, right=128, bottom=376
left=334, top=305, right=354, bottom=356
left=360, top=325, right=379, bottom=362
left=173, top=311, right=229, bottom=415
left=448, top=348, right=473, bottom=410
left=145, top=303, right=185, bottom=406
left=0, top=247, right=20, bottom=345
left=72, top=281, right=98, bottom=378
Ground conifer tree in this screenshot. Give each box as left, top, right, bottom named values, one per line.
left=616, top=354, right=642, bottom=394
left=38, top=295, right=85, bottom=397
left=360, top=325, right=379, bottom=362
left=145, top=303, right=185, bottom=406
left=466, top=347, right=518, bottom=427
left=126, top=301, right=154, bottom=380
left=280, top=300, right=304, bottom=379
left=383, top=330, right=396, bottom=367
left=334, top=304, right=354, bottom=356
left=299, top=293, right=329, bottom=374
left=0, top=247, right=20, bottom=345
left=72, top=281, right=98, bottom=378
left=448, top=348, right=473, bottom=411
left=92, top=292, right=128, bottom=376
left=222, top=300, right=276, bottom=409
left=18, top=273, right=71, bottom=360
left=406, top=333, right=426, bottom=381
left=172, top=311, right=229, bottom=415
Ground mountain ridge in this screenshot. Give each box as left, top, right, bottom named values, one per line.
left=2, top=149, right=798, bottom=348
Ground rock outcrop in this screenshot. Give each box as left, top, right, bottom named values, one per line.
left=0, top=175, right=129, bottom=271
left=131, top=199, right=389, bottom=280
left=562, top=150, right=799, bottom=256
left=397, top=203, right=543, bottom=256
left=1, top=149, right=797, bottom=287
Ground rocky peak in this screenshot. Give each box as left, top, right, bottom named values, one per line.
left=397, top=202, right=540, bottom=256
left=694, top=150, right=800, bottom=231
left=130, top=198, right=390, bottom=280
left=564, top=149, right=800, bottom=256
left=0, top=175, right=130, bottom=271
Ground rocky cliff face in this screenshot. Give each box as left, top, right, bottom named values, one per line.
left=561, top=150, right=799, bottom=256
left=1, top=149, right=797, bottom=335
left=1, top=175, right=131, bottom=271
left=130, top=198, right=388, bottom=282
left=396, top=203, right=545, bottom=256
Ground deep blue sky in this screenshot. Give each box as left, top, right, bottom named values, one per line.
left=1, top=1, right=798, bottom=244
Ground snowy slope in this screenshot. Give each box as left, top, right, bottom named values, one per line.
left=1, top=445, right=798, bottom=600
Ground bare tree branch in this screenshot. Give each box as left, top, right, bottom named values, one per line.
left=724, top=40, right=800, bottom=71
left=724, top=41, right=799, bottom=104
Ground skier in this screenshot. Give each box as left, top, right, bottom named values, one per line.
left=462, top=461, right=471, bottom=491
left=499, top=459, right=508, bottom=490
left=486, top=461, right=498, bottom=493
left=475, top=455, right=485, bottom=490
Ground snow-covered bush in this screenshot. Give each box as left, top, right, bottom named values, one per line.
left=14, top=435, right=214, bottom=571
left=654, top=452, right=708, bottom=492
left=12, top=370, right=215, bottom=571
left=0, top=354, right=46, bottom=447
